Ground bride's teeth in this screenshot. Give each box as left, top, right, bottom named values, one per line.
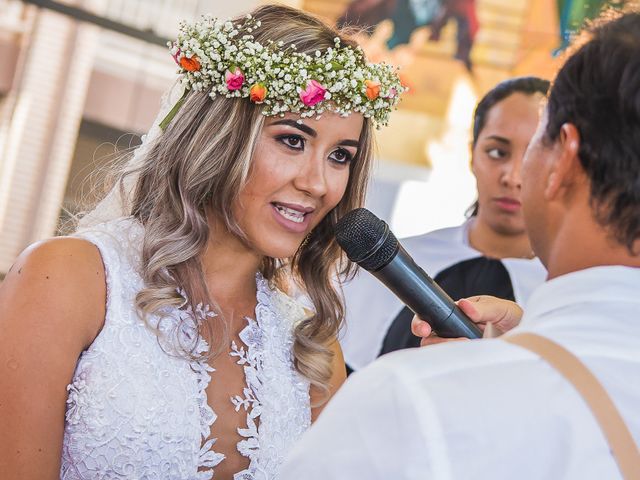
left=275, top=205, right=305, bottom=223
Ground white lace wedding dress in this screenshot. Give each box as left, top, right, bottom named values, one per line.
left=60, top=217, right=312, bottom=480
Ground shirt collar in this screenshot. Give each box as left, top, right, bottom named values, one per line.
left=521, top=265, right=640, bottom=326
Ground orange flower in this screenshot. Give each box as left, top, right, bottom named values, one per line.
left=250, top=83, right=267, bottom=103
left=365, top=80, right=380, bottom=100
left=179, top=55, right=201, bottom=72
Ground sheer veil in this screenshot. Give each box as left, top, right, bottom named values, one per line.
left=77, top=81, right=186, bottom=229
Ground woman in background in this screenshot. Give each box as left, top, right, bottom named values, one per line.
left=341, top=76, right=549, bottom=370
left=0, top=5, right=404, bottom=479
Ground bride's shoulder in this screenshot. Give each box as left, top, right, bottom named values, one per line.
left=2, top=236, right=106, bottom=345
left=12, top=236, right=105, bottom=280
left=16, top=236, right=104, bottom=275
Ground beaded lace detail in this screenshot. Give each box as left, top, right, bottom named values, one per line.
left=229, top=273, right=312, bottom=480
left=231, top=322, right=263, bottom=459
left=171, top=302, right=224, bottom=478
left=60, top=218, right=311, bottom=480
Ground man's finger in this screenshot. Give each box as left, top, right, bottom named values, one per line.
left=420, top=336, right=466, bottom=347
left=456, top=296, right=523, bottom=333
left=457, top=296, right=506, bottom=324
left=456, top=298, right=481, bottom=321
left=411, top=315, right=432, bottom=338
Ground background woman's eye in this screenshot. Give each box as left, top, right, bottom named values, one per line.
left=329, top=148, right=353, bottom=164
left=487, top=148, right=507, bottom=159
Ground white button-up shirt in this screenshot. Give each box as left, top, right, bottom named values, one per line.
left=280, top=266, right=640, bottom=479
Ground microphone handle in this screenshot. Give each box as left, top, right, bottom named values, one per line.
left=371, top=246, right=482, bottom=339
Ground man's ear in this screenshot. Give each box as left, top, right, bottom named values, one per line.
left=544, top=123, right=581, bottom=201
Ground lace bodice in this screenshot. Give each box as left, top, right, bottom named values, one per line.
left=61, top=217, right=311, bottom=480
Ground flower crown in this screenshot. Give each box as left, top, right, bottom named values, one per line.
left=163, top=13, right=406, bottom=129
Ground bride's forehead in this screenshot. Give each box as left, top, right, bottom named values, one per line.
left=264, top=111, right=364, bottom=135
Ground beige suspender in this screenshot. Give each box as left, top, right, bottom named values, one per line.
left=504, top=333, right=640, bottom=480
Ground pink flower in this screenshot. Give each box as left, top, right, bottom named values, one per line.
left=225, top=67, right=245, bottom=91
left=171, top=47, right=182, bottom=65
left=299, top=80, right=326, bottom=107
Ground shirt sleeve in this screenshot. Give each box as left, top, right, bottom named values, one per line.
left=279, top=359, right=440, bottom=479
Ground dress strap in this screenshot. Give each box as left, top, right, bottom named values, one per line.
left=504, top=332, right=640, bottom=480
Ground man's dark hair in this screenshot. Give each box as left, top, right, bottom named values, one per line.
left=545, top=11, right=640, bottom=253
left=472, top=76, right=550, bottom=147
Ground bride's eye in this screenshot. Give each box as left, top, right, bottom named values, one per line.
left=329, top=148, right=354, bottom=165
left=277, top=135, right=305, bottom=151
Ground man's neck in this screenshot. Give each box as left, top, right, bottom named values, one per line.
left=544, top=208, right=640, bottom=280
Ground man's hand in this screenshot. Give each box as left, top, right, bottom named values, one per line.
left=410, top=295, right=524, bottom=347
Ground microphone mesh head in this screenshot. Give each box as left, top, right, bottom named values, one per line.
left=334, top=208, right=399, bottom=271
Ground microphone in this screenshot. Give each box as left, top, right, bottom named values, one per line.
left=335, top=208, right=482, bottom=339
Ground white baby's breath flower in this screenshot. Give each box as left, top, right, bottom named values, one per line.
left=170, top=13, right=405, bottom=128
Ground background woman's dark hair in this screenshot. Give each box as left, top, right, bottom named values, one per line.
left=544, top=10, right=640, bottom=253
left=472, top=76, right=550, bottom=147
left=466, top=76, right=550, bottom=217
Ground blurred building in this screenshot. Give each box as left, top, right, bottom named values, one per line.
left=0, top=0, right=267, bottom=275
left=0, top=0, right=562, bottom=276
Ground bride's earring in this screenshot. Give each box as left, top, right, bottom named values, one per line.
left=299, top=233, right=311, bottom=249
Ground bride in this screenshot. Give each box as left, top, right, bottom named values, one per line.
left=0, top=4, right=404, bottom=479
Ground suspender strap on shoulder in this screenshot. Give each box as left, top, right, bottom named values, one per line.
left=504, top=332, right=640, bottom=480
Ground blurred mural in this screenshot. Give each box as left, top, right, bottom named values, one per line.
left=338, top=0, right=478, bottom=71
left=555, top=0, right=626, bottom=52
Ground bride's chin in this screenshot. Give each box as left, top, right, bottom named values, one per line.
left=240, top=232, right=296, bottom=258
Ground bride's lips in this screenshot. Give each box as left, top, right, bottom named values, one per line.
left=270, top=202, right=315, bottom=233
left=494, top=197, right=521, bottom=213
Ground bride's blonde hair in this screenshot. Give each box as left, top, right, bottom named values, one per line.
left=126, top=4, right=373, bottom=395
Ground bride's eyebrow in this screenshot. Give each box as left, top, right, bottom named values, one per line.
left=269, top=119, right=317, bottom=137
